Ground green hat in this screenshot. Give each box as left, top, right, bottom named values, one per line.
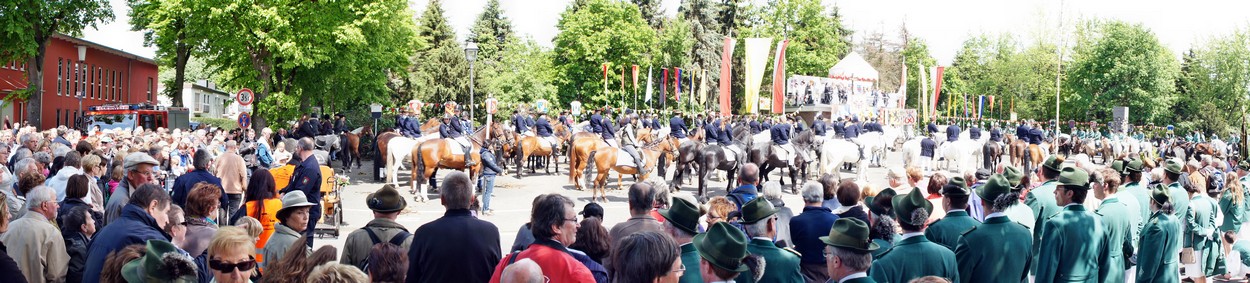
left=1110, top=160, right=1126, bottom=176
left=1056, top=167, right=1090, bottom=189
left=867, top=188, right=897, bottom=216
left=820, top=218, right=880, bottom=253
left=367, top=184, right=407, bottom=213
left=1125, top=159, right=1145, bottom=174
left=1238, top=161, right=1250, bottom=171
left=659, top=198, right=702, bottom=234
left=694, top=222, right=750, bottom=272
left=892, top=187, right=933, bottom=226
left=1165, top=159, right=1184, bottom=175
left=942, top=176, right=970, bottom=197
left=1150, top=184, right=1171, bottom=205
left=1003, top=166, right=1024, bottom=189
left=977, top=175, right=1013, bottom=202
left=122, top=240, right=199, bottom=283
left=1042, top=155, right=1065, bottom=172
left=740, top=197, right=778, bottom=224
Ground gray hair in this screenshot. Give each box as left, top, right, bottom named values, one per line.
left=441, top=171, right=473, bottom=209
left=761, top=181, right=783, bottom=201
left=829, top=246, right=873, bottom=272
left=13, top=158, right=36, bottom=176
left=744, top=219, right=772, bottom=238
left=801, top=182, right=824, bottom=203
left=297, top=137, right=315, bottom=152
left=33, top=151, right=51, bottom=165
left=25, top=185, right=54, bottom=211
left=501, top=258, right=544, bottom=283
left=63, top=151, right=81, bottom=168
left=193, top=149, right=212, bottom=171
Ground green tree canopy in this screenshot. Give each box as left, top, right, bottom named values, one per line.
left=552, top=0, right=656, bottom=108
left=1064, top=20, right=1178, bottom=125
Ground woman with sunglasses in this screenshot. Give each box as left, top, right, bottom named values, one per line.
left=208, top=226, right=258, bottom=283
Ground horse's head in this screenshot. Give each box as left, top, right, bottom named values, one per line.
left=360, top=125, right=374, bottom=137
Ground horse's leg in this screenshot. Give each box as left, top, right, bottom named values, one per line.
left=516, top=150, right=525, bottom=179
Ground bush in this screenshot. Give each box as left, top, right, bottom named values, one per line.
left=192, top=117, right=238, bottom=130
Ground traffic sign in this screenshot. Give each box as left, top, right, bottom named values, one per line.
left=237, top=112, right=252, bottom=129
left=485, top=98, right=498, bottom=114
left=236, top=88, right=255, bottom=106
left=534, top=99, right=548, bottom=113
left=408, top=100, right=421, bottom=114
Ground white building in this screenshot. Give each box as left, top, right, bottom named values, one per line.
left=181, top=80, right=231, bottom=118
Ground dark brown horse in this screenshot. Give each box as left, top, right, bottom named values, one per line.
left=409, top=122, right=507, bottom=202
left=340, top=125, right=373, bottom=172
left=982, top=141, right=1003, bottom=170
left=374, top=131, right=401, bottom=181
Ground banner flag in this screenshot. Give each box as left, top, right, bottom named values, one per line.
left=675, top=68, right=682, bottom=101
left=899, top=62, right=908, bottom=109
left=932, top=66, right=945, bottom=116
left=719, top=37, right=735, bottom=116
left=662, top=68, right=669, bottom=108
left=632, top=65, right=639, bottom=91
left=977, top=95, right=985, bottom=118
left=602, top=63, right=609, bottom=95
left=918, top=64, right=929, bottom=119
left=699, top=69, right=708, bottom=108
left=744, top=38, right=773, bottom=114
left=645, top=67, right=654, bottom=103
left=770, top=39, right=790, bottom=113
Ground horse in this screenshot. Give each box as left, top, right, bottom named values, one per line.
left=409, top=122, right=507, bottom=202
left=340, top=125, right=373, bottom=172
left=385, top=134, right=425, bottom=187
left=855, top=131, right=887, bottom=167
left=1010, top=138, right=1028, bottom=168
left=673, top=125, right=751, bottom=202
left=983, top=139, right=1004, bottom=170
left=374, top=131, right=400, bottom=180
left=582, top=138, right=675, bottom=202
left=750, top=129, right=816, bottom=191
left=819, top=138, right=867, bottom=181
left=568, top=132, right=612, bottom=191
left=514, top=123, right=567, bottom=177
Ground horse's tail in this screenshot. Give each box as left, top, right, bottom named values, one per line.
left=585, top=150, right=597, bottom=186
left=414, top=143, right=426, bottom=186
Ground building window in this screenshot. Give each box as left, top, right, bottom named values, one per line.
left=56, top=59, right=62, bottom=96
left=55, top=109, right=61, bottom=126
left=147, top=77, right=154, bottom=101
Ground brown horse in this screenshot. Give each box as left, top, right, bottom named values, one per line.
left=409, top=122, right=507, bottom=202
left=982, top=141, right=1003, bottom=170
left=419, top=118, right=443, bottom=135
left=374, top=131, right=401, bottom=180
left=515, top=122, right=569, bottom=177
left=1025, top=144, right=1045, bottom=173
left=568, top=132, right=612, bottom=191
left=340, top=125, right=373, bottom=172
left=583, top=139, right=672, bottom=202
left=1009, top=138, right=1027, bottom=168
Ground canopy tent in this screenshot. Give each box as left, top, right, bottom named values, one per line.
left=827, top=51, right=879, bottom=82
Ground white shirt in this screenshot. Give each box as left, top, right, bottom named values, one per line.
left=900, top=232, right=924, bottom=240
left=838, top=272, right=868, bottom=283
left=985, top=212, right=1008, bottom=220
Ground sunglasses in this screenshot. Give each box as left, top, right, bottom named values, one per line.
left=209, top=256, right=257, bottom=273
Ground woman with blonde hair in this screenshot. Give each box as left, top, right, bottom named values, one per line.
left=705, top=196, right=736, bottom=228
left=208, top=226, right=258, bottom=283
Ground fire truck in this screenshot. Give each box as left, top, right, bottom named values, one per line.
left=80, top=103, right=191, bottom=132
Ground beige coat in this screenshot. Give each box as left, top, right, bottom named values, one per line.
left=214, top=152, right=248, bottom=195
left=0, top=212, right=69, bottom=283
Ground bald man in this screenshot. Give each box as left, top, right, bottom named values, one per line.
left=501, top=258, right=544, bottom=283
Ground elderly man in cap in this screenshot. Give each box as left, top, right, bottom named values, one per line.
left=341, top=185, right=413, bottom=269
left=103, top=152, right=161, bottom=226
left=790, top=182, right=840, bottom=282
left=734, top=198, right=802, bottom=283
left=1136, top=185, right=1182, bottom=282
left=869, top=188, right=959, bottom=282
left=823, top=218, right=879, bottom=283
left=924, top=176, right=981, bottom=251
left=410, top=172, right=501, bottom=283
left=696, top=222, right=755, bottom=283
left=1036, top=167, right=1105, bottom=283
left=1026, top=155, right=1064, bottom=275
left=955, top=175, right=1032, bottom=283
left=659, top=197, right=704, bottom=283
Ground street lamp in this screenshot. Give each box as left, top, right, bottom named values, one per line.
left=465, top=40, right=478, bottom=122
left=76, top=45, right=87, bottom=129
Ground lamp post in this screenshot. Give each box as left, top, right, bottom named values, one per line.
left=465, top=41, right=479, bottom=122
left=76, top=45, right=87, bottom=129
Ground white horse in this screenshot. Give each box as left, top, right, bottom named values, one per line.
left=819, top=139, right=867, bottom=181
left=385, top=135, right=437, bottom=186
left=854, top=132, right=886, bottom=167
left=900, top=137, right=925, bottom=170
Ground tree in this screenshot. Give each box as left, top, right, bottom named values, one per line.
left=1172, top=29, right=1250, bottom=135
left=630, top=0, right=663, bottom=29
left=128, top=0, right=209, bottom=107
left=480, top=37, right=557, bottom=118
left=0, top=0, right=113, bottom=127
left=679, top=0, right=723, bottom=105
left=552, top=0, right=657, bottom=108
left=718, top=0, right=746, bottom=36
left=856, top=30, right=904, bottom=92
left=417, top=0, right=456, bottom=49
left=411, top=0, right=477, bottom=116
left=1064, top=20, right=1178, bottom=125
left=469, top=0, right=513, bottom=62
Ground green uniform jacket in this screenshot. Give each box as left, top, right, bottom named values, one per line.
left=1168, top=183, right=1190, bottom=235
left=736, top=238, right=803, bottom=283
left=1027, top=180, right=1060, bottom=274
left=1094, top=197, right=1134, bottom=283
left=844, top=277, right=877, bottom=283
left=678, top=243, right=703, bottom=283
left=1186, top=195, right=1221, bottom=276
left=1136, top=211, right=1181, bottom=283
left=1219, top=190, right=1247, bottom=232
left=869, top=234, right=960, bottom=283
left=954, top=216, right=1032, bottom=283
left=1036, top=205, right=1104, bottom=283
left=925, top=210, right=981, bottom=251
left=870, top=238, right=892, bottom=260
left=1122, top=182, right=1152, bottom=232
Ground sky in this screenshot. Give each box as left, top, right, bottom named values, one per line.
left=85, top=0, right=1249, bottom=66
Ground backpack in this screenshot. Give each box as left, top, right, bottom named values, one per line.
left=358, top=228, right=410, bottom=270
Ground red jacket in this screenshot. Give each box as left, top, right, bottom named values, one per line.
left=489, top=240, right=594, bottom=283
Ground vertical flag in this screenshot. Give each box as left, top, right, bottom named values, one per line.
left=699, top=69, right=708, bottom=108
left=932, top=66, right=945, bottom=118
left=918, top=64, right=929, bottom=120
left=661, top=68, right=669, bottom=109
left=977, top=95, right=985, bottom=118
left=645, top=67, right=654, bottom=104
left=675, top=68, right=682, bottom=102
left=632, top=65, right=639, bottom=92
left=602, top=63, right=609, bottom=96
left=719, top=37, right=735, bottom=116
left=744, top=38, right=773, bottom=114
left=770, top=39, right=790, bottom=113
left=620, top=67, right=625, bottom=93
left=899, top=62, right=908, bottom=109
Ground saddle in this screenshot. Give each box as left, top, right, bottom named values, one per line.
left=773, top=143, right=797, bottom=161
left=615, top=148, right=639, bottom=168
left=445, top=137, right=471, bottom=155
left=722, top=144, right=742, bottom=162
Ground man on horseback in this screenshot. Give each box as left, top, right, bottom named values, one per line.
left=439, top=104, right=475, bottom=167
left=513, top=109, right=533, bottom=136
left=297, top=114, right=320, bottom=139
left=669, top=111, right=688, bottom=143
left=770, top=117, right=797, bottom=167
left=535, top=113, right=558, bottom=152
left=946, top=122, right=961, bottom=142
left=843, top=117, right=860, bottom=140
left=619, top=114, right=646, bottom=176
left=398, top=111, right=421, bottom=138
left=589, top=109, right=605, bottom=134
left=812, top=116, right=827, bottom=137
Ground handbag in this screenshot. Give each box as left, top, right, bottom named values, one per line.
left=1181, top=247, right=1196, bottom=264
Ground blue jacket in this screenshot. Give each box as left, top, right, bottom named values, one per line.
left=669, top=117, right=687, bottom=139
left=281, top=155, right=323, bottom=203
left=947, top=124, right=961, bottom=141
left=650, top=118, right=662, bottom=130
left=461, top=119, right=474, bottom=134
left=969, top=126, right=981, bottom=140
left=716, top=122, right=732, bottom=145
left=170, top=169, right=226, bottom=208
left=705, top=120, right=722, bottom=143
left=864, top=122, right=882, bottom=133
left=770, top=123, right=791, bottom=145
left=534, top=118, right=553, bottom=137
left=844, top=123, right=860, bottom=139
left=990, top=128, right=1003, bottom=142
left=82, top=204, right=172, bottom=283
left=257, top=141, right=273, bottom=168
left=479, top=149, right=503, bottom=177
left=1017, top=124, right=1031, bottom=140
left=728, top=184, right=759, bottom=209
left=812, top=121, right=827, bottom=136
left=600, top=121, right=616, bottom=139
left=1029, top=128, right=1044, bottom=144
left=749, top=120, right=762, bottom=133
left=513, top=114, right=529, bottom=133
left=928, top=122, right=939, bottom=134
left=921, top=138, right=936, bottom=157
left=589, top=114, right=605, bottom=134
left=440, top=118, right=463, bottom=138
left=790, top=206, right=840, bottom=265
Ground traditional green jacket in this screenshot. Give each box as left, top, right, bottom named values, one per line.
left=1122, top=182, right=1152, bottom=230
left=1168, top=183, right=1190, bottom=229
left=1094, top=197, right=1135, bottom=283
left=1186, top=194, right=1222, bottom=276
left=1036, top=204, right=1104, bottom=283
left=925, top=210, right=981, bottom=251
left=1026, top=180, right=1060, bottom=274
left=678, top=243, right=703, bottom=283
left=869, top=234, right=959, bottom=283
left=954, top=215, right=1032, bottom=283
left=1136, top=211, right=1181, bottom=283
left=1219, top=190, right=1247, bottom=232
left=736, top=238, right=803, bottom=283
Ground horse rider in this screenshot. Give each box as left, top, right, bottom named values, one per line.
left=513, top=109, right=533, bottom=136
left=694, top=113, right=706, bottom=131
left=748, top=116, right=762, bottom=134
left=649, top=113, right=662, bottom=130
left=320, top=114, right=334, bottom=134
left=334, top=114, right=349, bottom=134
left=968, top=123, right=981, bottom=140
left=946, top=121, right=961, bottom=142
left=298, top=114, right=320, bottom=139
left=1029, top=122, right=1045, bottom=146
left=866, top=118, right=884, bottom=133
left=770, top=116, right=797, bottom=166
left=459, top=112, right=474, bottom=134
left=990, top=123, right=1003, bottom=145
left=705, top=115, right=723, bottom=145
left=618, top=114, right=646, bottom=176
left=439, top=106, right=476, bottom=167
left=397, top=111, right=421, bottom=138
left=669, top=111, right=688, bottom=143
left=589, top=109, right=605, bottom=134
left=833, top=117, right=846, bottom=138
left=535, top=113, right=559, bottom=151
left=556, top=111, right=570, bottom=130
left=843, top=117, right=861, bottom=140
left=524, top=111, right=536, bottom=136
left=812, top=116, right=827, bottom=139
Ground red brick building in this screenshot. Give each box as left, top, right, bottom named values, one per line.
left=0, top=34, right=159, bottom=130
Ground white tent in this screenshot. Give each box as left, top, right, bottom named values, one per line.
left=827, top=51, right=879, bottom=82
